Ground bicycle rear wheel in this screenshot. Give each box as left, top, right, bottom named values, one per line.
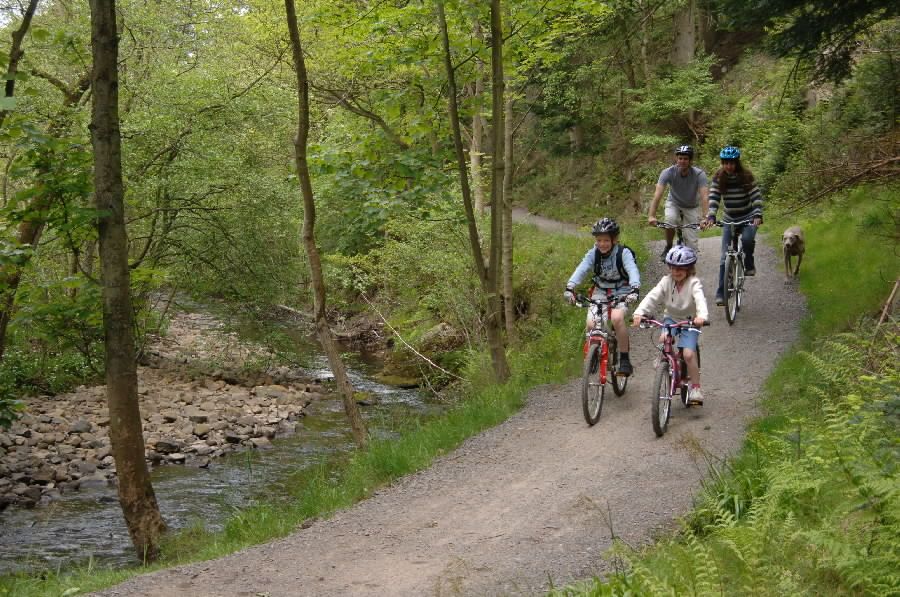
left=724, top=254, right=739, bottom=325
left=610, top=339, right=628, bottom=396
left=581, top=343, right=605, bottom=425
left=651, top=361, right=672, bottom=437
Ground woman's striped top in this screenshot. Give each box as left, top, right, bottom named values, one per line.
left=708, top=173, right=763, bottom=223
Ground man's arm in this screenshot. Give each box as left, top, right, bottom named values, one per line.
left=699, top=185, right=710, bottom=228
left=648, top=183, right=666, bottom=225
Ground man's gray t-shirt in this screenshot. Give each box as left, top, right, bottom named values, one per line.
left=657, top=165, right=708, bottom=208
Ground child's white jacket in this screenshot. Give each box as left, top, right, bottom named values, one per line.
left=633, top=275, right=709, bottom=322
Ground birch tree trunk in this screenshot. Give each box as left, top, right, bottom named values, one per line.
left=470, top=21, right=487, bottom=215
left=501, top=85, right=515, bottom=341
left=285, top=0, right=368, bottom=447
left=89, top=0, right=166, bottom=561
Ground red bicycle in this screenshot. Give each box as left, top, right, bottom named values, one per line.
left=576, top=289, right=631, bottom=425
left=638, top=316, right=709, bottom=436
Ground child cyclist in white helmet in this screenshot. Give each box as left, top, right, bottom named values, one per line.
left=564, top=217, right=640, bottom=376
left=631, top=245, right=709, bottom=405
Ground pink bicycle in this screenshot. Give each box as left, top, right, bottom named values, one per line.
left=638, top=316, right=709, bottom=436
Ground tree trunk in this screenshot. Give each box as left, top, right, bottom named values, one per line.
left=501, top=84, right=515, bottom=341
left=0, top=0, right=40, bottom=129
left=470, top=21, right=486, bottom=215
left=671, top=0, right=696, bottom=66
left=285, top=0, right=368, bottom=447
left=486, top=0, right=510, bottom=381
left=0, top=0, right=41, bottom=361
left=436, top=0, right=509, bottom=382
left=639, top=0, right=651, bottom=81
left=89, top=0, right=166, bottom=562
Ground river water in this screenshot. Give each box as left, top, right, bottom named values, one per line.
left=0, top=335, right=442, bottom=575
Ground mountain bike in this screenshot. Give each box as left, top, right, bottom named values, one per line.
left=575, top=289, right=632, bottom=425
left=638, top=316, right=709, bottom=437
left=715, top=219, right=756, bottom=325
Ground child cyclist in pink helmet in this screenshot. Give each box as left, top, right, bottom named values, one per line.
left=631, top=245, right=709, bottom=405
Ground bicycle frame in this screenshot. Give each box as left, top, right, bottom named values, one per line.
left=716, top=219, right=755, bottom=324
left=580, top=294, right=616, bottom=385
left=647, top=320, right=687, bottom=398
left=639, top=317, right=708, bottom=436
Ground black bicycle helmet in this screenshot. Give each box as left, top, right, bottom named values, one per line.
left=719, top=146, right=741, bottom=160
left=591, top=217, right=620, bottom=236
left=675, top=145, right=694, bottom=157
left=664, top=245, right=698, bottom=267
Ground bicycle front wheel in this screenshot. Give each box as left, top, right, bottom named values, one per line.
left=610, top=340, right=628, bottom=396
left=651, top=361, right=672, bottom=437
left=736, top=254, right=745, bottom=311
left=581, top=343, right=605, bottom=425
left=724, top=254, right=739, bottom=325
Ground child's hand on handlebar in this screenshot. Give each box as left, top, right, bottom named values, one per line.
left=692, top=317, right=706, bottom=327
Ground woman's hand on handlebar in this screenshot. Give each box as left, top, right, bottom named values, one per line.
left=631, top=314, right=643, bottom=327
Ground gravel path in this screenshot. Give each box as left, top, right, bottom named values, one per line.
left=95, top=219, right=804, bottom=597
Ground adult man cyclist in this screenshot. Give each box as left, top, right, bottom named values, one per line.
left=647, top=145, right=710, bottom=259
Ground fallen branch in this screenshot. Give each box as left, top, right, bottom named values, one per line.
left=787, top=156, right=900, bottom=213
left=361, top=293, right=464, bottom=381
left=875, top=278, right=899, bottom=331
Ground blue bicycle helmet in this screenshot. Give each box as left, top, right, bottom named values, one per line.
left=675, top=145, right=694, bottom=157
left=591, top=217, right=620, bottom=236
left=664, top=245, right=698, bottom=267
left=719, top=146, right=741, bottom=160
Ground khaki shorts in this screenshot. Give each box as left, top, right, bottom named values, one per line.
left=664, top=202, right=700, bottom=250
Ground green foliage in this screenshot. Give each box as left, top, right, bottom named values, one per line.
left=629, top=56, right=719, bottom=129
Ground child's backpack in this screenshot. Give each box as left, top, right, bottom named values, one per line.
left=593, top=244, right=637, bottom=283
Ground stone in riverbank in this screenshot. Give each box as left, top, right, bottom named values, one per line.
left=0, top=367, right=314, bottom=510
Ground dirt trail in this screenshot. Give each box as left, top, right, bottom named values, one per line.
left=95, top=219, right=804, bottom=597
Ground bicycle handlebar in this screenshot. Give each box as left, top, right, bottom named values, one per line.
left=654, top=222, right=700, bottom=230
left=637, top=316, right=710, bottom=329
left=574, top=290, right=637, bottom=309
left=713, top=218, right=757, bottom=228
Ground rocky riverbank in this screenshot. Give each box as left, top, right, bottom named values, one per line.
left=0, top=307, right=326, bottom=510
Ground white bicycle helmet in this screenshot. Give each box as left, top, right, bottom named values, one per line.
left=664, top=245, right=697, bottom=267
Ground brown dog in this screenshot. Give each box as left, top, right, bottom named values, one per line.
left=782, top=226, right=805, bottom=280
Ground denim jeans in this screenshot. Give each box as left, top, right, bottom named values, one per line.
left=717, top=223, right=757, bottom=296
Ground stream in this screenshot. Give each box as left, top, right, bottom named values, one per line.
left=0, top=321, right=443, bottom=576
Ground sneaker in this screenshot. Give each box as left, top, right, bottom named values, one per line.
left=715, top=293, right=725, bottom=306
left=687, top=386, right=704, bottom=406
left=617, top=354, right=633, bottom=377
left=660, top=245, right=672, bottom=262
left=745, top=268, right=756, bottom=276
